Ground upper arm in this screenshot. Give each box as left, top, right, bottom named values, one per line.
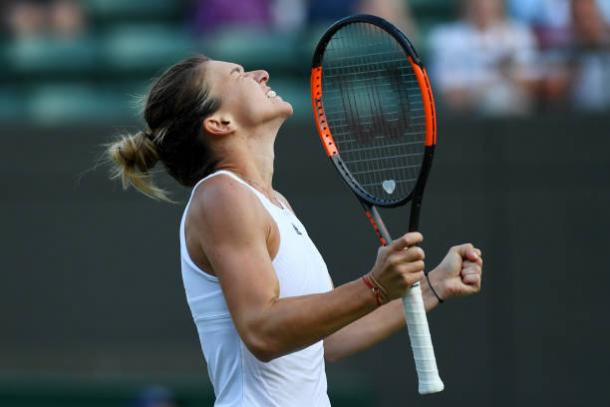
left=188, top=177, right=279, bottom=349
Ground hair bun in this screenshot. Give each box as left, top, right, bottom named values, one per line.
left=115, top=131, right=159, bottom=171
left=107, top=130, right=170, bottom=201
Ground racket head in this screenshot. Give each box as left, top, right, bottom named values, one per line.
left=311, top=14, right=437, bottom=208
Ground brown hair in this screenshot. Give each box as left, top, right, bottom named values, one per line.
left=107, top=55, right=221, bottom=201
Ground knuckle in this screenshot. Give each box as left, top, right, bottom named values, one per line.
left=387, top=255, right=400, bottom=268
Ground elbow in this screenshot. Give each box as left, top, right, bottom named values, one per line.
left=243, top=332, right=281, bottom=363
left=324, top=353, right=339, bottom=364
left=324, top=350, right=344, bottom=364
left=249, top=346, right=276, bottom=363
left=323, top=340, right=342, bottom=364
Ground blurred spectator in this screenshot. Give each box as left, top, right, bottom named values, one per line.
left=49, top=0, right=86, bottom=39
left=6, top=0, right=48, bottom=39
left=508, top=0, right=610, bottom=46
left=428, top=0, right=540, bottom=116
left=569, top=0, right=610, bottom=110
left=271, top=0, right=307, bottom=32
left=190, top=0, right=308, bottom=34
left=508, top=0, right=572, bottom=48
left=510, top=0, right=610, bottom=25
left=190, top=0, right=271, bottom=35
left=307, top=0, right=418, bottom=42
left=190, top=0, right=419, bottom=36
left=6, top=0, right=86, bottom=39
left=358, top=0, right=418, bottom=43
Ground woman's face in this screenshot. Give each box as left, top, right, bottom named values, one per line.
left=205, top=60, right=293, bottom=129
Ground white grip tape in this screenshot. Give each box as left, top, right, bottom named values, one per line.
left=402, top=283, right=444, bottom=394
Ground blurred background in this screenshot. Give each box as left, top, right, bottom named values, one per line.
left=1, top=0, right=609, bottom=406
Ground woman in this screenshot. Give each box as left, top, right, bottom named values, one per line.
left=428, top=0, right=540, bottom=115
left=107, top=55, right=483, bottom=406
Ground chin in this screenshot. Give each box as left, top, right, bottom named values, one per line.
left=279, top=99, right=294, bottom=117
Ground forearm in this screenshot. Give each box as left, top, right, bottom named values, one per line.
left=323, top=298, right=404, bottom=362
left=324, top=270, right=443, bottom=362
left=248, top=278, right=377, bottom=361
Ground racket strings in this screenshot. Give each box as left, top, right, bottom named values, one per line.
left=321, top=22, right=426, bottom=202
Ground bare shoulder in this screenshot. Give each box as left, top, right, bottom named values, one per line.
left=188, top=175, right=269, bottom=243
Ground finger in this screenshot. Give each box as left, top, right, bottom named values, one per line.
left=461, top=262, right=481, bottom=273
left=401, top=246, right=425, bottom=262
left=466, top=248, right=481, bottom=263
left=401, top=269, right=425, bottom=287
left=453, top=243, right=482, bottom=263
left=462, top=273, right=481, bottom=286
left=390, top=232, right=423, bottom=252
left=387, top=250, right=425, bottom=271
left=388, top=247, right=425, bottom=269
left=471, top=252, right=483, bottom=266
left=461, top=265, right=482, bottom=279
left=452, top=243, right=473, bottom=257
left=400, top=260, right=425, bottom=274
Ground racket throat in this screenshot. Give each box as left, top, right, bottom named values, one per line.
left=409, top=198, right=422, bottom=232
left=364, top=205, right=392, bottom=246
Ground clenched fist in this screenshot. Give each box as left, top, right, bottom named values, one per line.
left=429, top=243, right=483, bottom=300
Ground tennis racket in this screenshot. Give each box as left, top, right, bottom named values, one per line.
left=310, top=15, right=442, bottom=394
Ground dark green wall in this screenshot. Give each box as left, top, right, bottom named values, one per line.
left=1, top=115, right=609, bottom=406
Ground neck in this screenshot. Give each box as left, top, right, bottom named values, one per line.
left=213, top=122, right=280, bottom=192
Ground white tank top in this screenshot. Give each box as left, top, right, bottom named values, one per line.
left=179, top=170, right=333, bottom=407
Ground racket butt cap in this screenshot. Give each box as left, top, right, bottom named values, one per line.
left=418, top=379, right=444, bottom=395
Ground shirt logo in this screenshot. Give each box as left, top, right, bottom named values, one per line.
left=292, top=223, right=302, bottom=235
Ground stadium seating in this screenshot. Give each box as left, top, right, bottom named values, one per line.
left=0, top=1, right=455, bottom=124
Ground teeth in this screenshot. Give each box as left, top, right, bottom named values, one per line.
left=267, top=90, right=277, bottom=98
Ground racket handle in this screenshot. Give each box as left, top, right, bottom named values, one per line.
left=402, top=283, right=444, bottom=394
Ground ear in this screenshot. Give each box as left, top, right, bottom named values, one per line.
left=203, top=115, right=235, bottom=137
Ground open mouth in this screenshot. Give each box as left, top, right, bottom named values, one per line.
left=266, top=89, right=277, bottom=98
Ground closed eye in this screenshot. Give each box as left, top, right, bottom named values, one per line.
left=230, top=66, right=245, bottom=78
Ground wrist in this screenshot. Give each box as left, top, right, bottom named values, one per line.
left=424, top=268, right=445, bottom=304
left=362, top=273, right=389, bottom=306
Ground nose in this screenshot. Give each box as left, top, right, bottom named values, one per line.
left=250, top=69, right=269, bottom=85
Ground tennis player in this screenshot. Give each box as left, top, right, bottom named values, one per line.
left=107, top=56, right=483, bottom=406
